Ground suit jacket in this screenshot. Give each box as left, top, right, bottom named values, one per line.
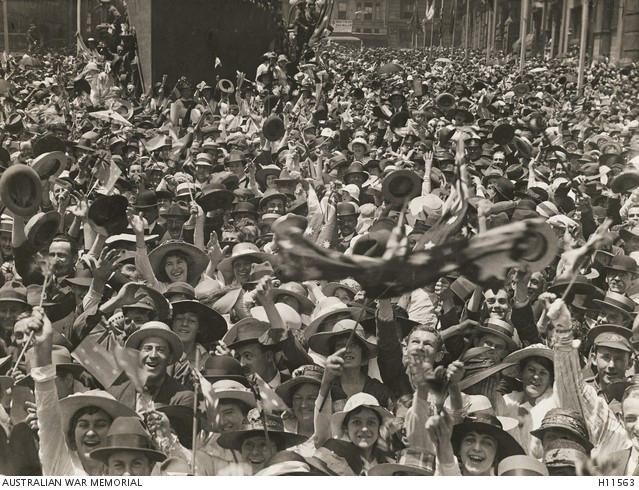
left=605, top=448, right=631, bottom=476
left=107, top=375, right=194, bottom=412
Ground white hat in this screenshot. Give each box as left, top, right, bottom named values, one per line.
left=250, top=303, right=302, bottom=330
left=343, top=184, right=360, bottom=201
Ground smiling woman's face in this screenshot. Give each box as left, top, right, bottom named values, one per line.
left=460, top=430, right=497, bottom=475
left=73, top=408, right=112, bottom=460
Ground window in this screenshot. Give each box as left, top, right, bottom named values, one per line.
left=363, top=28, right=372, bottom=33
left=375, top=2, right=382, bottom=21
left=364, top=2, right=373, bottom=20
left=337, top=1, right=347, bottom=19
left=401, top=0, right=414, bottom=19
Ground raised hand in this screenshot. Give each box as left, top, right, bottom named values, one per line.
left=126, top=209, right=146, bottom=236
left=255, top=275, right=275, bottom=307
left=325, top=347, right=346, bottom=379
left=206, top=231, right=228, bottom=266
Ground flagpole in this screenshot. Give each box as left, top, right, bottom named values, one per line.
left=450, top=0, right=456, bottom=55
left=76, top=0, right=82, bottom=56
left=486, top=2, right=492, bottom=64
left=577, top=0, right=589, bottom=96
left=430, top=12, right=435, bottom=60
left=519, top=0, right=528, bottom=74
left=3, top=0, right=9, bottom=54
left=465, top=0, right=470, bottom=59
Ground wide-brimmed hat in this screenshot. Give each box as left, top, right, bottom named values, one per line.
left=502, top=343, right=554, bottom=366
left=90, top=416, right=166, bottom=464
left=368, top=448, right=436, bottom=476
left=343, top=161, right=370, bottom=183
left=217, top=412, right=307, bottom=451
left=529, top=408, right=593, bottom=452
left=474, top=318, right=519, bottom=353
left=202, top=355, right=248, bottom=385
left=222, top=317, right=271, bottom=350
left=259, top=188, right=288, bottom=209
left=171, top=299, right=227, bottom=344
left=275, top=364, right=324, bottom=408
left=585, top=323, right=633, bottom=352
left=0, top=283, right=29, bottom=307
left=451, top=413, right=525, bottom=464
left=322, top=282, right=358, bottom=299
left=0, top=164, right=42, bottom=217
left=30, top=151, right=68, bottom=180
left=148, top=240, right=209, bottom=284
left=458, top=347, right=515, bottom=391
left=59, top=390, right=138, bottom=439
left=304, top=299, right=372, bottom=339
left=272, top=283, right=315, bottom=315
left=217, top=242, right=274, bottom=283
left=593, top=291, right=637, bottom=319
left=497, top=455, right=549, bottom=476
left=196, top=183, right=235, bottom=212
left=331, top=393, right=392, bottom=439
left=24, top=211, right=60, bottom=249
left=125, top=321, right=184, bottom=359
left=547, top=274, right=599, bottom=298
left=308, top=319, right=377, bottom=357
left=121, top=284, right=171, bottom=322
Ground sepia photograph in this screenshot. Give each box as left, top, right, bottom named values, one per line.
left=0, top=0, right=636, bottom=479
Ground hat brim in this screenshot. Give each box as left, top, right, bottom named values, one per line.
left=367, top=462, right=434, bottom=476
left=91, top=446, right=166, bottom=464
left=171, top=300, right=227, bottom=344
left=458, top=362, right=516, bottom=391
left=196, top=189, right=235, bottom=212
left=529, top=426, right=594, bottom=452
left=275, top=375, right=322, bottom=408
left=503, top=347, right=554, bottom=366
left=217, top=251, right=276, bottom=284
left=25, top=211, right=61, bottom=249
left=451, top=420, right=525, bottom=463
left=304, top=306, right=369, bottom=339
left=547, top=280, right=598, bottom=297
left=592, top=299, right=636, bottom=318
left=31, top=151, right=68, bottom=180
left=148, top=241, right=209, bottom=285
left=619, top=228, right=639, bottom=243
left=209, top=389, right=257, bottom=409
left=125, top=326, right=184, bottom=359
left=473, top=325, right=519, bottom=353
left=272, top=289, right=315, bottom=315
left=217, top=429, right=307, bottom=452
left=308, top=329, right=377, bottom=358
left=585, top=323, right=633, bottom=350
left=59, top=394, right=138, bottom=438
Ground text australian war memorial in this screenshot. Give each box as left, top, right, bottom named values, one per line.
left=0, top=0, right=638, bottom=478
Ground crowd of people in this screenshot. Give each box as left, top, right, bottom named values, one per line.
left=0, top=0, right=639, bottom=478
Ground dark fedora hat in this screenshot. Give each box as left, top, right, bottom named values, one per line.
left=0, top=164, right=42, bottom=217
left=605, top=255, right=638, bottom=275
left=88, top=195, right=129, bottom=237
left=196, top=183, right=235, bottom=213
left=24, top=211, right=61, bottom=250
left=492, top=176, right=516, bottom=201
left=133, top=190, right=158, bottom=209
left=90, top=416, right=166, bottom=464
left=202, top=355, right=249, bottom=386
